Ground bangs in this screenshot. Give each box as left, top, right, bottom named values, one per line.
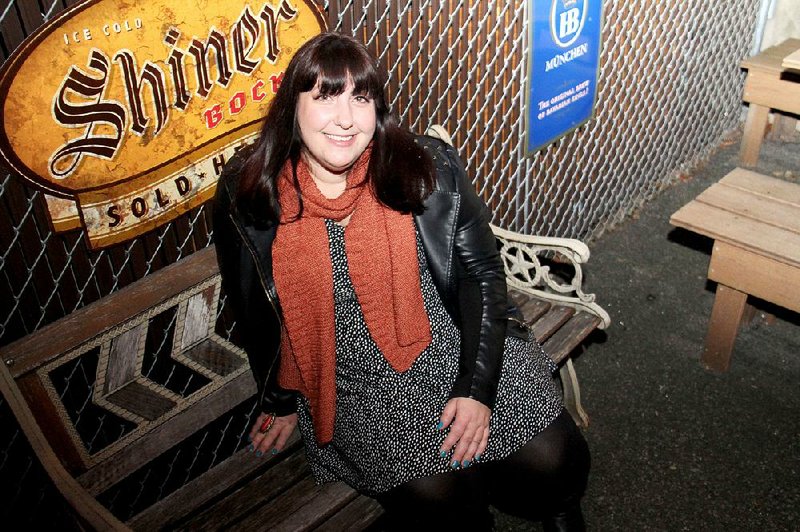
left=299, top=38, right=383, bottom=98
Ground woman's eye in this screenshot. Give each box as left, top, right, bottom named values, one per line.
left=313, top=93, right=331, bottom=101
left=354, top=95, right=371, bottom=103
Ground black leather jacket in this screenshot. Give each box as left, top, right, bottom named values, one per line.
left=212, top=135, right=509, bottom=416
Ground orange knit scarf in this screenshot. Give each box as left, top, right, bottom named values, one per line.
left=272, top=148, right=432, bottom=445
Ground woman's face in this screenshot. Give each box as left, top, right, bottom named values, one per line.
left=296, top=79, right=377, bottom=184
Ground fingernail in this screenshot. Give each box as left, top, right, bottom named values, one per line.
left=463, top=459, right=470, bottom=467
left=451, top=460, right=460, bottom=469
left=436, top=421, right=443, bottom=430
left=256, top=450, right=263, bottom=457
left=271, top=448, right=279, bottom=455
left=475, top=453, right=481, bottom=461
left=247, top=444, right=254, bottom=452
left=247, top=435, right=252, bottom=442
left=440, top=450, right=447, bottom=458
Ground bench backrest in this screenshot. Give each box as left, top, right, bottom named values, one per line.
left=0, top=246, right=256, bottom=527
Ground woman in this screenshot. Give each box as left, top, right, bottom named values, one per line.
left=213, top=32, right=589, bottom=531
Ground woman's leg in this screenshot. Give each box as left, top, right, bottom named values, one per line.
left=484, top=409, right=590, bottom=531
left=374, top=467, right=493, bottom=531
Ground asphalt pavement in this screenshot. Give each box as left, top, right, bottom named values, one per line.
left=496, top=132, right=800, bottom=531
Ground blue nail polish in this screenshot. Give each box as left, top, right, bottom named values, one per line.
left=451, top=460, right=460, bottom=468
left=247, top=444, right=254, bottom=452
left=463, top=459, right=470, bottom=467
left=256, top=450, right=263, bottom=457
left=436, top=421, right=443, bottom=430
left=440, top=450, right=447, bottom=458
left=271, top=448, right=279, bottom=455
left=475, top=453, right=481, bottom=461
left=247, top=435, right=252, bottom=442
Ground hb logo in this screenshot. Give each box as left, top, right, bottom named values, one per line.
left=550, top=0, right=587, bottom=48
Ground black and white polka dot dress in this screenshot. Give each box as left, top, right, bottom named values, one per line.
left=294, top=220, right=563, bottom=496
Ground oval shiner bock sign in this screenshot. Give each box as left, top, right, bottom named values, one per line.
left=0, top=0, right=325, bottom=249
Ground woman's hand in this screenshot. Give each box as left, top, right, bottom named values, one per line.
left=248, top=412, right=298, bottom=457
left=438, top=397, right=490, bottom=468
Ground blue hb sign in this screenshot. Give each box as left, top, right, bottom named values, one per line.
left=551, top=0, right=587, bottom=48
left=526, top=0, right=601, bottom=153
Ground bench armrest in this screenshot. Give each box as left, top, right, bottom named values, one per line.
left=491, top=224, right=610, bottom=329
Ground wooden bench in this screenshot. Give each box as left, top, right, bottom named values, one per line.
left=0, top=196, right=608, bottom=529
left=670, top=167, right=800, bottom=372
left=739, top=38, right=800, bottom=166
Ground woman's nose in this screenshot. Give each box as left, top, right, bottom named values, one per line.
left=333, top=97, right=353, bottom=128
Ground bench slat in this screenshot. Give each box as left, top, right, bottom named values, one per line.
left=129, top=434, right=301, bottom=530
left=720, top=168, right=800, bottom=205
left=530, top=305, right=575, bottom=344
left=519, top=297, right=552, bottom=325
left=509, top=289, right=552, bottom=324
left=313, top=495, right=384, bottom=531
left=741, top=38, right=800, bottom=72
left=1, top=247, right=219, bottom=378
left=698, top=182, right=800, bottom=234
left=507, top=289, right=529, bottom=307
left=670, top=200, right=800, bottom=267
left=233, top=476, right=352, bottom=532
left=106, top=323, right=147, bottom=393
left=233, top=475, right=316, bottom=531
left=106, top=381, right=176, bottom=421
left=184, top=338, right=248, bottom=376
left=175, top=442, right=309, bottom=531
left=542, top=312, right=602, bottom=365
left=267, top=481, right=358, bottom=532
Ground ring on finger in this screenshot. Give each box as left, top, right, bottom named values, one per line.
left=258, top=413, right=276, bottom=434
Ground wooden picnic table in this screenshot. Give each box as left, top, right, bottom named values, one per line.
left=670, top=168, right=800, bottom=372
left=739, top=38, right=800, bottom=166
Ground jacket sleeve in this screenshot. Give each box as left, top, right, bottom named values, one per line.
left=211, top=161, right=297, bottom=416
left=441, top=143, right=508, bottom=409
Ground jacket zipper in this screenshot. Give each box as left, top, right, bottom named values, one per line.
left=229, top=212, right=284, bottom=409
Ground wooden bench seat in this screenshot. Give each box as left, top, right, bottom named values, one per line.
left=169, top=439, right=383, bottom=531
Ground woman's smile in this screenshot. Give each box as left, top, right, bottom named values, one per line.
left=324, top=133, right=355, bottom=142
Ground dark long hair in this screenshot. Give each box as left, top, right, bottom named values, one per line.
left=236, top=32, right=435, bottom=222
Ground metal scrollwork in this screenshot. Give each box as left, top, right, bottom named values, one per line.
left=491, top=224, right=610, bottom=329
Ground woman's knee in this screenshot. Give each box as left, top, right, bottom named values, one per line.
left=375, top=469, right=493, bottom=530
left=487, top=410, right=590, bottom=515
left=530, top=410, right=590, bottom=489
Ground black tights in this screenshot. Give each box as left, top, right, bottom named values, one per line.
left=374, top=410, right=590, bottom=531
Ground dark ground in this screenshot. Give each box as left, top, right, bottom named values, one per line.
left=496, top=134, right=800, bottom=531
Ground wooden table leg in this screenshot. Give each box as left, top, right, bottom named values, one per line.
left=740, top=103, right=769, bottom=167
left=741, top=302, right=757, bottom=327
left=740, top=303, right=776, bottom=329
left=769, top=113, right=798, bottom=142
left=702, top=284, right=748, bottom=372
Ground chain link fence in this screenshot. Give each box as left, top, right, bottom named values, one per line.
left=0, top=0, right=761, bottom=525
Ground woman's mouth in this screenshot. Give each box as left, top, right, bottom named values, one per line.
left=324, top=133, right=355, bottom=142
